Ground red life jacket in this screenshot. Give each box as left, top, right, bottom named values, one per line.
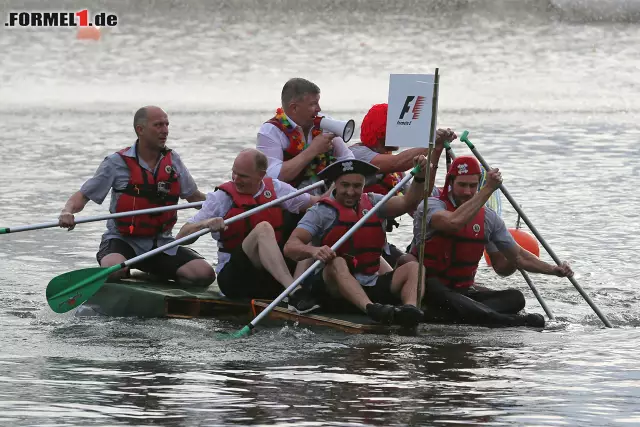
left=414, top=196, right=487, bottom=288
left=266, top=110, right=334, bottom=187
left=364, top=171, right=405, bottom=195
left=113, top=147, right=180, bottom=237
left=217, top=178, right=284, bottom=252
left=319, top=194, right=385, bottom=275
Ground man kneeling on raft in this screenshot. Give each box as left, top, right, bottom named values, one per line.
left=407, top=155, right=573, bottom=327
left=283, top=158, right=428, bottom=328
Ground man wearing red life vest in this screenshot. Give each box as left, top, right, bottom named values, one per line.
left=177, top=149, right=322, bottom=301
left=411, top=156, right=574, bottom=327
left=283, top=158, right=429, bottom=328
left=257, top=78, right=355, bottom=194
left=350, top=103, right=457, bottom=267
left=58, top=106, right=216, bottom=287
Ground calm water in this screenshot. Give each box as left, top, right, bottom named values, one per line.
left=1, top=0, right=640, bottom=425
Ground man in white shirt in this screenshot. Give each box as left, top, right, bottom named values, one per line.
left=256, top=77, right=355, bottom=195
left=176, top=149, right=321, bottom=301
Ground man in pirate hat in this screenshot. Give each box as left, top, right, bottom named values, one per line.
left=409, top=155, right=573, bottom=327
left=177, top=149, right=323, bottom=301
left=350, top=103, right=457, bottom=267
left=283, top=157, right=429, bottom=327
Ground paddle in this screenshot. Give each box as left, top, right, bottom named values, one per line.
left=459, top=130, right=612, bottom=328
left=227, top=165, right=422, bottom=339
left=444, top=141, right=555, bottom=320
left=0, top=202, right=204, bottom=235
left=46, top=180, right=328, bottom=314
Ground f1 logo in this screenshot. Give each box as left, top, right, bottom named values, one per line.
left=399, top=96, right=425, bottom=120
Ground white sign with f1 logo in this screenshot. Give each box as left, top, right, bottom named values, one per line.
left=386, top=73, right=437, bottom=148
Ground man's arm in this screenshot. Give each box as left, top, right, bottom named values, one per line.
left=176, top=191, right=230, bottom=244
left=500, top=245, right=574, bottom=277
left=486, top=248, right=517, bottom=277
left=58, top=156, right=117, bottom=230
left=176, top=217, right=226, bottom=245
left=370, top=127, right=454, bottom=176
left=372, top=155, right=428, bottom=218
left=283, top=228, right=316, bottom=261
left=283, top=205, right=337, bottom=263
left=258, top=125, right=336, bottom=183
left=431, top=169, right=502, bottom=233
left=331, top=137, right=356, bottom=161
left=283, top=228, right=336, bottom=264
left=185, top=190, right=207, bottom=203
left=370, top=148, right=428, bottom=174
left=277, top=133, right=335, bottom=183
left=58, top=191, right=90, bottom=230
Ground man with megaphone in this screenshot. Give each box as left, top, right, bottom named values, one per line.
left=257, top=77, right=356, bottom=194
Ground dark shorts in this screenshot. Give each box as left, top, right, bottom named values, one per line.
left=96, top=238, right=204, bottom=280
left=216, top=246, right=284, bottom=300
left=304, top=269, right=402, bottom=309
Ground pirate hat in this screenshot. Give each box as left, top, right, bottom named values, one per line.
left=318, top=159, right=379, bottom=183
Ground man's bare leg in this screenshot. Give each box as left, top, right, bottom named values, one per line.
left=241, top=221, right=293, bottom=288
left=100, top=253, right=129, bottom=280
left=293, top=258, right=314, bottom=280
left=388, top=261, right=424, bottom=328
left=389, top=261, right=423, bottom=306
left=176, top=259, right=216, bottom=287
left=323, top=257, right=372, bottom=312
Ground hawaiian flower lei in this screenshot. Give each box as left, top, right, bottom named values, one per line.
left=274, top=108, right=333, bottom=179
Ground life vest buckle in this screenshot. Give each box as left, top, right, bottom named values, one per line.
left=157, top=181, right=170, bottom=199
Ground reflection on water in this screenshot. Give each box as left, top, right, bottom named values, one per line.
left=1, top=0, right=639, bottom=425
left=1, top=327, right=639, bottom=426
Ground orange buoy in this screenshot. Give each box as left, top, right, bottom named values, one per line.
left=76, top=26, right=101, bottom=41
left=484, top=228, right=540, bottom=266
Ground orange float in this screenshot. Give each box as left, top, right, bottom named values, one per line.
left=484, top=228, right=540, bottom=266
left=76, top=26, right=101, bottom=41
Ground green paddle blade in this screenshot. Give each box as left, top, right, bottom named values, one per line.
left=46, top=265, right=120, bottom=313
left=217, top=325, right=252, bottom=340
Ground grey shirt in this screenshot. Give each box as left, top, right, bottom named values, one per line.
left=80, top=142, right=198, bottom=256
left=296, top=193, right=389, bottom=287
left=412, top=194, right=516, bottom=254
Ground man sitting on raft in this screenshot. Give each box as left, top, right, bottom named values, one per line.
left=406, top=155, right=573, bottom=327
left=283, top=158, right=428, bottom=328
left=58, top=106, right=216, bottom=287
left=176, top=149, right=321, bottom=304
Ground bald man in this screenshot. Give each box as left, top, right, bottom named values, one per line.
left=58, top=106, right=216, bottom=287
left=177, top=149, right=323, bottom=306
